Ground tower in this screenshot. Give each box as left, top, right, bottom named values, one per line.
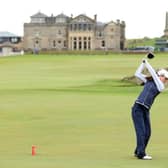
left=164, top=12, right=168, bottom=37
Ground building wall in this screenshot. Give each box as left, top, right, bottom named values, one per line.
left=0, top=35, right=23, bottom=52
left=68, top=32, right=95, bottom=50
left=24, top=13, right=125, bottom=51
left=24, top=23, right=68, bottom=50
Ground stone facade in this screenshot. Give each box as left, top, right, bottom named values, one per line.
left=24, top=12, right=125, bottom=51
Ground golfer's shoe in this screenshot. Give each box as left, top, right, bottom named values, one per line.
left=142, top=155, right=152, bottom=160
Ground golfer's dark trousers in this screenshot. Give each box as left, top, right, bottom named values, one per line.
left=132, top=103, right=151, bottom=159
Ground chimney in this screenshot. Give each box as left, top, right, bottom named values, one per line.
left=116, top=19, right=120, bottom=24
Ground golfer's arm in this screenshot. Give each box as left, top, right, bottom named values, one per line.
left=145, top=60, right=165, bottom=92
left=135, top=62, right=147, bottom=83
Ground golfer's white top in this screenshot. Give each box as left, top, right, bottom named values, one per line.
left=135, top=59, right=165, bottom=92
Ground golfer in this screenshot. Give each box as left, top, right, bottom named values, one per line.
left=132, top=59, right=168, bottom=160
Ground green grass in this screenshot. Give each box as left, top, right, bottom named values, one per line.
left=0, top=53, right=168, bottom=167
left=126, top=37, right=156, bottom=49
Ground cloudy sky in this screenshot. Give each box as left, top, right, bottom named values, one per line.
left=0, top=0, right=168, bottom=39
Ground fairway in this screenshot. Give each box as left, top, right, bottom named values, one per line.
left=0, top=53, right=168, bottom=168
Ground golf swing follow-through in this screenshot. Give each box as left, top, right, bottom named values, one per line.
left=131, top=52, right=168, bottom=160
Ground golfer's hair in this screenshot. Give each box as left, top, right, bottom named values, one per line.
left=146, top=76, right=153, bottom=81
left=140, top=76, right=153, bottom=85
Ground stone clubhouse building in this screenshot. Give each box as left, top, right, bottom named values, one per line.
left=23, top=12, right=126, bottom=52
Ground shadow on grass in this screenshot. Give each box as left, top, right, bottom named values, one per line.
left=65, top=79, right=138, bottom=94
left=0, top=79, right=139, bottom=94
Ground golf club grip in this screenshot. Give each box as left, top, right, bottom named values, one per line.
left=147, top=53, right=154, bottom=59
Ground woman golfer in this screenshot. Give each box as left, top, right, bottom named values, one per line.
left=132, top=58, right=168, bottom=160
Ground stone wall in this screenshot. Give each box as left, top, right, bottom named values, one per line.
left=24, top=13, right=125, bottom=51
